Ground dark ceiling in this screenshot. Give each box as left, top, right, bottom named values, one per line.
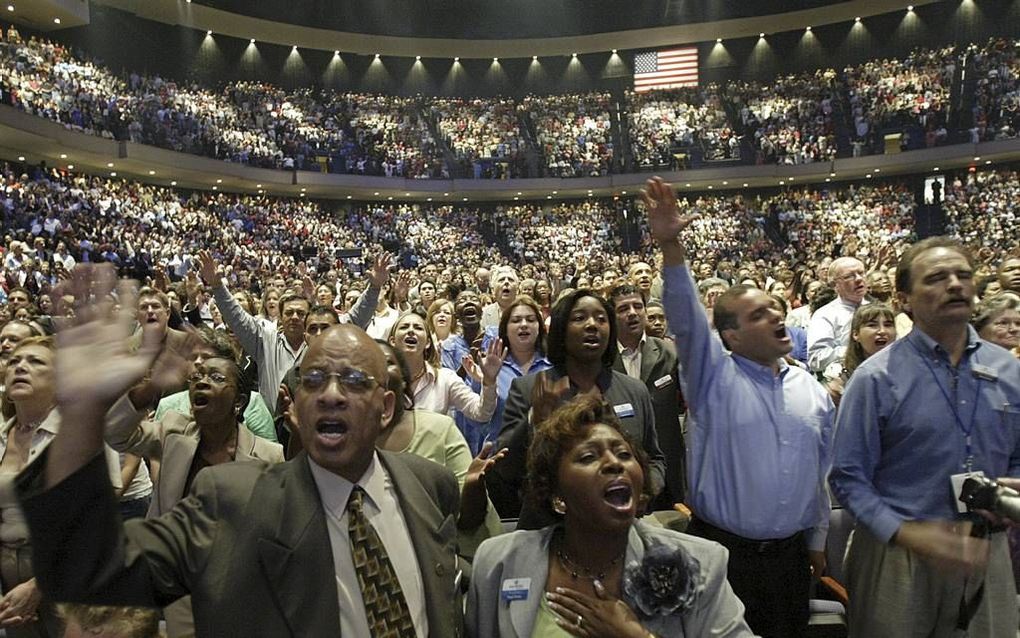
left=192, top=0, right=851, bottom=39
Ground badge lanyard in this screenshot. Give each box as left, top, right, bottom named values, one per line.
left=918, top=353, right=981, bottom=471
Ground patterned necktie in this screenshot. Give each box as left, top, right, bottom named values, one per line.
left=347, top=486, right=417, bottom=638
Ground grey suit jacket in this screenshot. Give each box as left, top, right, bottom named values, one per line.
left=613, top=336, right=686, bottom=506
left=486, top=367, right=666, bottom=523
left=17, top=449, right=465, bottom=637
left=466, top=521, right=756, bottom=638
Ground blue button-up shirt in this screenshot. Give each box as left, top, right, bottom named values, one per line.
left=441, top=328, right=499, bottom=454
left=663, top=265, right=834, bottom=550
left=830, top=326, right=1020, bottom=543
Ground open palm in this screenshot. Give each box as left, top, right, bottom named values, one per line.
left=641, top=176, right=700, bottom=244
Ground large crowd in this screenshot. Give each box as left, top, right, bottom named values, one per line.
left=4, top=25, right=1012, bottom=182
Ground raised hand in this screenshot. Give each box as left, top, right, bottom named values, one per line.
left=197, top=250, right=222, bottom=289
left=368, top=252, right=394, bottom=290
left=640, top=177, right=700, bottom=246
left=393, top=270, right=413, bottom=304
left=185, top=270, right=202, bottom=306
left=52, top=264, right=162, bottom=414
left=530, top=372, right=572, bottom=426
left=478, top=337, right=507, bottom=386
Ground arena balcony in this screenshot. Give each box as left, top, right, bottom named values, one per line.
left=2, top=102, right=1019, bottom=202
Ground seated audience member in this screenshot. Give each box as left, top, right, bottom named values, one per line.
left=487, top=288, right=666, bottom=525
left=1, top=337, right=122, bottom=638
left=467, top=395, right=754, bottom=638
left=16, top=265, right=465, bottom=636
left=826, top=303, right=896, bottom=406
left=972, top=293, right=1020, bottom=357
left=376, top=342, right=504, bottom=557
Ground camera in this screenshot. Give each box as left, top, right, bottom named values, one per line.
left=959, top=476, right=1020, bottom=524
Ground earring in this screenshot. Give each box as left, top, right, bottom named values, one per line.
left=552, top=497, right=566, bottom=515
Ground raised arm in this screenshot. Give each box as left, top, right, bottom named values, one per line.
left=199, top=251, right=265, bottom=358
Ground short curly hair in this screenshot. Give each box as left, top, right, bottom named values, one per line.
left=525, top=394, right=652, bottom=520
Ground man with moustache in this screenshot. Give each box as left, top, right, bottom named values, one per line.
left=15, top=265, right=465, bottom=637
left=611, top=284, right=685, bottom=507
left=480, top=266, right=519, bottom=329
left=831, top=237, right=1020, bottom=637
left=644, top=177, right=833, bottom=638
left=808, top=256, right=869, bottom=375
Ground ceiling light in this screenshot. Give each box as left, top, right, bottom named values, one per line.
left=513, top=197, right=519, bottom=200
left=107, top=162, right=114, bottom=168
left=855, top=16, right=861, bottom=22
left=6, top=5, right=13, bottom=12
left=300, top=188, right=306, bottom=192
left=974, top=156, right=981, bottom=161
left=59, top=153, right=67, bottom=159
left=759, top=33, right=765, bottom=38
left=907, top=5, right=914, bottom=11
left=873, top=169, right=880, bottom=173
left=375, top=54, right=380, bottom=59
left=825, top=178, right=831, bottom=182
left=722, top=181, right=728, bottom=185
left=415, top=56, right=421, bottom=61
left=171, top=181, right=177, bottom=186
left=708, top=185, right=714, bottom=189
left=552, top=190, right=558, bottom=194
left=463, top=197, right=468, bottom=201
left=292, top=45, right=297, bottom=51
left=334, top=50, right=339, bottom=55
left=387, top=196, right=393, bottom=200
left=16, top=156, right=24, bottom=161
left=805, top=26, right=812, bottom=32
left=533, top=55, right=538, bottom=61
left=743, top=183, right=748, bottom=187
left=572, top=53, right=578, bottom=58
left=404, top=192, right=410, bottom=196
left=374, top=192, right=380, bottom=196
left=212, top=185, right=218, bottom=190
left=621, top=190, right=627, bottom=195
left=53, top=17, right=60, bottom=24
left=443, top=193, right=449, bottom=196
left=256, top=184, right=262, bottom=188
left=250, top=39, right=255, bottom=45
left=685, top=183, right=691, bottom=187
left=66, top=164, right=73, bottom=169
left=866, top=173, right=873, bottom=178
left=547, top=195, right=552, bottom=199
left=493, top=57, right=499, bottom=62
left=427, top=197, right=433, bottom=202
left=216, top=178, right=222, bottom=183
left=716, top=38, right=722, bottom=43
left=206, top=30, right=212, bottom=36
left=148, top=170, right=155, bottom=175
left=830, top=172, right=836, bottom=177
left=110, top=172, right=117, bottom=177
left=985, top=160, right=992, bottom=165
left=612, top=49, right=618, bottom=54
left=933, top=167, right=940, bottom=171
left=779, top=180, right=785, bottom=185
left=346, top=195, right=352, bottom=199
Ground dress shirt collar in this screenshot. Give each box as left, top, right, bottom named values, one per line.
left=506, top=352, right=551, bottom=376
left=0, top=408, right=59, bottom=442
left=617, top=335, right=646, bottom=356
left=731, top=352, right=790, bottom=381
left=905, top=324, right=982, bottom=363
left=550, top=365, right=615, bottom=393
left=307, top=452, right=388, bottom=520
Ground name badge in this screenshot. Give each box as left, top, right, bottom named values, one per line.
left=614, top=403, right=635, bottom=418
left=972, top=364, right=998, bottom=382
left=654, top=374, right=673, bottom=389
left=501, top=578, right=531, bottom=602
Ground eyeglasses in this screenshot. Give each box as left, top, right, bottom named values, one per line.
left=837, top=271, right=866, bottom=282
left=299, top=367, right=381, bottom=393
left=189, top=370, right=232, bottom=385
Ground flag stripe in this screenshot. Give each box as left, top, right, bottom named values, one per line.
left=633, top=47, right=699, bottom=91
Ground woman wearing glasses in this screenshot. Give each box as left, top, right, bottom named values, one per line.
left=103, top=328, right=283, bottom=638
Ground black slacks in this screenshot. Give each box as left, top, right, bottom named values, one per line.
left=686, top=516, right=811, bottom=638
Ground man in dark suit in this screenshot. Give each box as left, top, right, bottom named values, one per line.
left=16, top=265, right=464, bottom=637
left=610, top=284, right=686, bottom=509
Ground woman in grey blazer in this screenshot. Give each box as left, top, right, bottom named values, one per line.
left=467, top=396, right=755, bottom=638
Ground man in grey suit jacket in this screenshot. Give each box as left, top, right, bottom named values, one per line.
left=14, top=270, right=464, bottom=638
left=611, top=284, right=686, bottom=509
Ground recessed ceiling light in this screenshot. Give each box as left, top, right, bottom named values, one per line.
left=825, top=178, right=831, bottom=182
left=547, top=195, right=552, bottom=199
left=612, top=49, right=618, bottom=54
left=387, top=196, right=393, bottom=200
left=404, top=192, right=410, bottom=196
left=110, top=172, right=117, bottom=177
left=974, top=156, right=981, bottom=161
left=572, top=53, right=577, bottom=58
left=216, top=178, right=222, bottom=183
left=171, top=181, right=177, bottom=186
left=830, top=172, right=836, bottom=177
left=716, top=38, right=722, bottom=43
left=16, top=156, right=24, bottom=161
left=256, top=184, right=263, bottom=188
left=148, top=170, right=155, bottom=175
left=759, top=33, right=765, bottom=38
left=107, top=162, right=114, bottom=168
left=334, top=50, right=339, bottom=55
left=212, top=185, right=218, bottom=190
left=6, top=5, right=13, bottom=12
left=873, top=169, right=880, bottom=173
left=805, top=26, right=812, bottom=32
left=463, top=197, right=468, bottom=201
left=855, top=16, right=861, bottom=22
left=53, top=17, right=60, bottom=24
left=415, top=56, right=421, bottom=61
left=300, top=188, right=306, bottom=192
left=514, top=196, right=519, bottom=200
left=533, top=56, right=538, bottom=61
left=685, top=183, right=691, bottom=187
left=933, top=167, right=940, bottom=171
left=743, top=183, right=748, bottom=187
left=427, top=197, right=433, bottom=201
left=907, top=5, right=914, bottom=11
left=66, top=164, right=73, bottom=169
left=454, top=57, right=460, bottom=62
left=621, top=190, right=627, bottom=195
left=443, top=193, right=449, bottom=196
left=985, top=160, right=992, bottom=165
left=552, top=190, right=558, bottom=194
left=374, top=192, right=380, bottom=196
left=59, top=153, right=67, bottom=159
left=866, top=173, right=873, bottom=178
left=779, top=180, right=785, bottom=185
left=346, top=195, right=352, bottom=199
left=206, top=30, right=212, bottom=36
left=722, top=181, right=728, bottom=185
left=708, top=185, right=714, bottom=189
left=375, top=54, right=380, bottom=59
left=493, top=57, right=499, bottom=62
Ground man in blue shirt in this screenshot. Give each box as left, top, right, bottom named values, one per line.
left=644, top=177, right=833, bottom=638
left=831, top=236, right=1020, bottom=637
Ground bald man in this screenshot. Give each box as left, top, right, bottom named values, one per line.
left=15, top=268, right=464, bottom=638
left=808, top=257, right=868, bottom=374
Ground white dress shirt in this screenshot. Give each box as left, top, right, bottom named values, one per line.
left=308, top=454, right=428, bottom=638
left=412, top=364, right=498, bottom=423
left=617, top=337, right=646, bottom=380
left=806, top=296, right=865, bottom=373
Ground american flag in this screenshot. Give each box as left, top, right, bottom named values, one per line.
left=633, top=47, right=699, bottom=92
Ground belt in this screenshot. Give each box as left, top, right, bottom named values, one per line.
left=690, top=516, right=805, bottom=555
